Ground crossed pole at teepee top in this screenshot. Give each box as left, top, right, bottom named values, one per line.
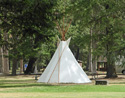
left=56, top=16, right=72, bottom=41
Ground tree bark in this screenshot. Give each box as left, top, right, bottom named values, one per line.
left=12, top=59, right=17, bottom=75
left=20, top=59, right=23, bottom=74
left=0, top=48, right=2, bottom=73
left=93, top=57, right=97, bottom=73
left=75, top=47, right=79, bottom=60
left=106, top=48, right=117, bottom=78
left=1, top=47, right=9, bottom=75
left=106, top=64, right=117, bottom=78
left=89, top=28, right=93, bottom=72
left=86, top=55, right=89, bottom=71
left=24, top=57, right=37, bottom=74
left=93, top=35, right=97, bottom=73
left=1, top=31, right=9, bottom=75
left=106, top=56, right=117, bottom=78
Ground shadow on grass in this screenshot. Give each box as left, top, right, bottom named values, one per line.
left=0, top=79, right=34, bottom=83
left=0, top=83, right=55, bottom=88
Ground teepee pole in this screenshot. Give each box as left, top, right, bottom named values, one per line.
left=64, top=19, right=72, bottom=34
left=63, top=16, right=64, bottom=34
left=62, top=16, right=65, bottom=41
left=47, top=41, right=69, bottom=83
left=56, top=22, right=63, bottom=37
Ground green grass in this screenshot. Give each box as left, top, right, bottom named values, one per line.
left=0, top=92, right=125, bottom=98
left=3, top=85, right=125, bottom=93
left=0, top=80, right=125, bottom=93
left=0, top=76, right=125, bottom=98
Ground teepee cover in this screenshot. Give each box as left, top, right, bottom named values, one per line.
left=37, top=38, right=91, bottom=83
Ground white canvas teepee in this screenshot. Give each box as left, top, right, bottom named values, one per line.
left=37, top=38, right=91, bottom=83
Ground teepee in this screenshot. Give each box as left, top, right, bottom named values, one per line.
left=37, top=17, right=91, bottom=83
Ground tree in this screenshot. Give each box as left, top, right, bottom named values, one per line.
left=0, top=0, right=57, bottom=75
left=69, top=0, right=125, bottom=78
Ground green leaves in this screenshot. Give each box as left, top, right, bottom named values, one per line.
left=0, top=0, right=57, bottom=60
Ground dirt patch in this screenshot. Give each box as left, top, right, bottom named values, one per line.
left=88, top=75, right=125, bottom=85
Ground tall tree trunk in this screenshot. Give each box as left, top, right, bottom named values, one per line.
left=0, top=48, right=2, bottom=73
left=20, top=59, right=23, bottom=74
left=24, top=57, right=37, bottom=74
left=86, top=55, right=89, bottom=71
left=93, top=35, right=97, bottom=73
left=93, top=57, right=97, bottom=73
left=12, top=59, right=17, bottom=75
left=1, top=32, right=9, bottom=75
left=89, top=28, right=93, bottom=72
left=105, top=27, right=117, bottom=78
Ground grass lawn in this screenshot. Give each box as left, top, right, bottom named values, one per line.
left=0, top=75, right=125, bottom=98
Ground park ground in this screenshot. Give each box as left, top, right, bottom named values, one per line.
left=0, top=74, right=125, bottom=98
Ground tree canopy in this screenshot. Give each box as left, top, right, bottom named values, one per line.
left=0, top=0, right=124, bottom=77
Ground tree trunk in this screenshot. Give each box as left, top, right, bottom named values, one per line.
left=20, top=59, right=23, bottom=74
left=93, top=35, right=97, bottom=73
left=12, top=59, right=17, bottom=75
left=93, top=57, right=97, bottom=73
left=105, top=27, right=117, bottom=78
left=106, top=62, right=117, bottom=78
left=24, top=57, right=37, bottom=74
left=75, top=47, right=79, bottom=60
left=1, top=31, right=9, bottom=75
left=106, top=51, right=117, bottom=78
left=89, top=28, right=93, bottom=72
left=3, top=54, right=9, bottom=74
left=0, top=48, right=2, bottom=73
left=24, top=34, right=41, bottom=74
left=1, top=47, right=9, bottom=75
left=86, top=55, right=89, bottom=71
